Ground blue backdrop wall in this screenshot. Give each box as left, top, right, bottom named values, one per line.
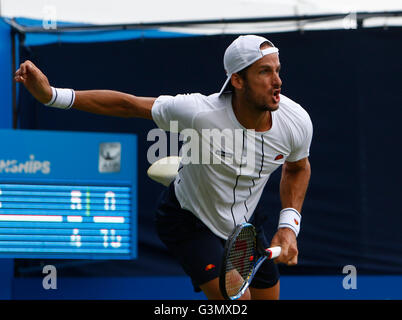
left=0, top=18, right=13, bottom=300
left=0, top=19, right=12, bottom=128
left=7, top=26, right=402, bottom=298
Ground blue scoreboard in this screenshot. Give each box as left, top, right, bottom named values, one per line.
left=0, top=129, right=137, bottom=259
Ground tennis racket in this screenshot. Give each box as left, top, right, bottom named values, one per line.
left=219, top=222, right=281, bottom=300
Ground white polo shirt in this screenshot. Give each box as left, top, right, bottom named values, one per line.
left=151, top=92, right=313, bottom=239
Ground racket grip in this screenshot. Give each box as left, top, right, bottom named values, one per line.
left=267, top=246, right=282, bottom=259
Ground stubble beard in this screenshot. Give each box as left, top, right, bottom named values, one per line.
left=244, top=82, right=279, bottom=113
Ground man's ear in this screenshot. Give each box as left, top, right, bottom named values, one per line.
left=231, top=73, right=244, bottom=90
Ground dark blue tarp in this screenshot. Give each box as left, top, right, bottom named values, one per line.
left=15, top=27, right=402, bottom=277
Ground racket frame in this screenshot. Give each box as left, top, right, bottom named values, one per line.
left=220, top=222, right=270, bottom=300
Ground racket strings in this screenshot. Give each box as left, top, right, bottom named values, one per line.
left=225, top=226, right=256, bottom=297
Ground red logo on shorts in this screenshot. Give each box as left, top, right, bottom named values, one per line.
left=274, top=154, right=284, bottom=161
left=205, top=264, right=216, bottom=271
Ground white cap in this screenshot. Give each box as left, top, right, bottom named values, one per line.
left=219, top=35, right=279, bottom=95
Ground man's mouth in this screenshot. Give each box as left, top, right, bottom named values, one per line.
left=273, top=89, right=281, bottom=103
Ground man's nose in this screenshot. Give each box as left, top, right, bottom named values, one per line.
left=273, top=72, right=282, bottom=87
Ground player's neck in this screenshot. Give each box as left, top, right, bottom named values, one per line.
left=231, top=94, right=272, bottom=132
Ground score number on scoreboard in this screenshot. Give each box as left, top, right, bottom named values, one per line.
left=0, top=183, right=133, bottom=258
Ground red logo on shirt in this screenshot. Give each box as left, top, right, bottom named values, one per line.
left=274, top=154, right=284, bottom=161
left=205, top=264, right=216, bottom=271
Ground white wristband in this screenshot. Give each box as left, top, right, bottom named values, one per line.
left=278, top=208, right=301, bottom=237
left=45, top=87, right=75, bottom=110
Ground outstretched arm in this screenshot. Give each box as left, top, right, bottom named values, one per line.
left=14, top=60, right=155, bottom=119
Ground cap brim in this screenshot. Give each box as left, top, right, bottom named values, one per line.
left=218, top=74, right=232, bottom=96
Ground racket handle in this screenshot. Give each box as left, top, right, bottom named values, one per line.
left=266, top=246, right=282, bottom=259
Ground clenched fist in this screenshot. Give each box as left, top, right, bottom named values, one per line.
left=270, top=228, right=299, bottom=266
left=14, top=60, right=53, bottom=104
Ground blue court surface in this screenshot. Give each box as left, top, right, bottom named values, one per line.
left=6, top=275, right=402, bottom=300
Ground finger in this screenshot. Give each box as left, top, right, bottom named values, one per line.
left=20, top=63, right=27, bottom=75
left=24, top=62, right=39, bottom=78
left=25, top=60, right=36, bottom=71
left=286, top=246, right=298, bottom=263
left=25, top=62, right=33, bottom=73
left=287, top=255, right=298, bottom=266
left=279, top=246, right=297, bottom=265
left=21, top=61, right=33, bottom=75
left=284, top=245, right=298, bottom=265
left=276, top=245, right=289, bottom=264
left=14, top=75, right=25, bottom=83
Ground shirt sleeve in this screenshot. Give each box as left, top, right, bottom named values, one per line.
left=286, top=110, right=313, bottom=162
left=151, top=94, right=201, bottom=132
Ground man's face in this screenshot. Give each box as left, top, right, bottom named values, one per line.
left=238, top=51, right=282, bottom=112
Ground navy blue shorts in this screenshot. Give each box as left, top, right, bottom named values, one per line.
left=155, top=183, right=279, bottom=292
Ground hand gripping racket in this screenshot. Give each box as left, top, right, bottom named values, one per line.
left=219, top=223, right=281, bottom=300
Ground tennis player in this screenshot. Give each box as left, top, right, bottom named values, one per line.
left=15, top=35, right=312, bottom=300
